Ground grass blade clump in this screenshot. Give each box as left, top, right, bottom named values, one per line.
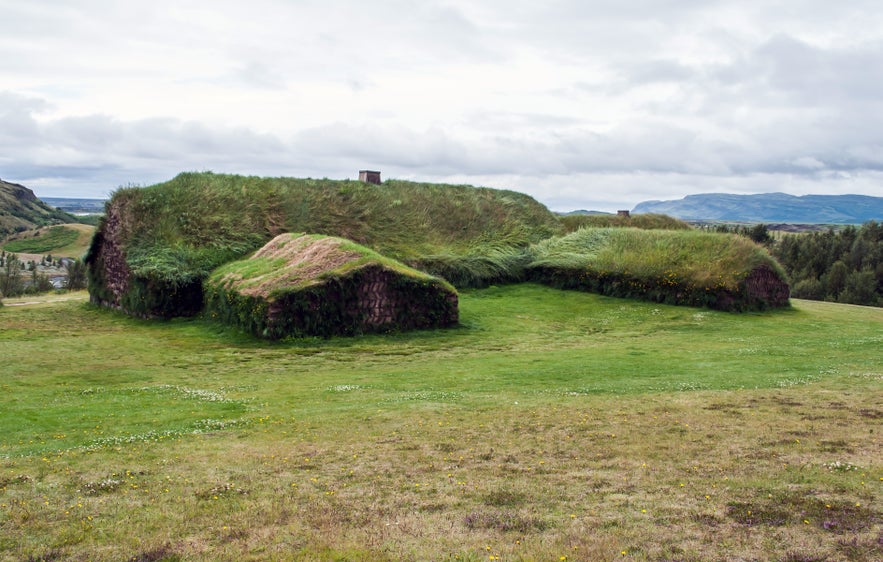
left=528, top=227, right=790, bottom=311
left=413, top=244, right=532, bottom=287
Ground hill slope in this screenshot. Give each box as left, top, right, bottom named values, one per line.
left=2, top=223, right=96, bottom=258
left=0, top=179, right=79, bottom=238
left=633, top=193, right=883, bottom=223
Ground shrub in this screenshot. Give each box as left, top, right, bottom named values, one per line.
left=64, top=259, right=88, bottom=290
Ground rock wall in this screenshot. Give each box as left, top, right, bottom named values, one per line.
left=352, top=267, right=459, bottom=329
left=86, top=197, right=132, bottom=309
left=744, top=264, right=791, bottom=309
left=254, top=265, right=458, bottom=338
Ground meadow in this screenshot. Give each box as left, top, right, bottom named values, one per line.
left=1, top=285, right=880, bottom=561
left=1, top=223, right=96, bottom=263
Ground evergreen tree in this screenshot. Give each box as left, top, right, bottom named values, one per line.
left=772, top=221, right=883, bottom=307
left=747, top=224, right=771, bottom=245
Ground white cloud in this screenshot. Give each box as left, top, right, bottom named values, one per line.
left=1, top=0, right=882, bottom=212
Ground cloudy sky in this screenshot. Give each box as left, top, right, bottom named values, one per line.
left=2, top=0, right=882, bottom=211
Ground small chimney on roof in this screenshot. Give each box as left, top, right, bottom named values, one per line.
left=359, top=170, right=381, bottom=184
left=617, top=210, right=631, bottom=218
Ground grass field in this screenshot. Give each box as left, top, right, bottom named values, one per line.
left=2, top=224, right=96, bottom=258
left=1, top=285, right=880, bottom=561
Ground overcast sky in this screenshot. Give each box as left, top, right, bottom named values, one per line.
left=2, top=0, right=882, bottom=211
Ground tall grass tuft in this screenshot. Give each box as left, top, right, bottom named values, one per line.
left=560, top=213, right=690, bottom=232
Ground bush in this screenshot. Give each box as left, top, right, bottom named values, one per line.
left=64, top=259, right=88, bottom=290
left=28, top=271, right=55, bottom=294
left=791, top=278, right=824, bottom=300
left=0, top=254, right=24, bottom=298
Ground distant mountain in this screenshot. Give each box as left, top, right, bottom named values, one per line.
left=0, top=179, right=79, bottom=238
left=558, top=209, right=612, bottom=216
left=632, top=193, right=883, bottom=224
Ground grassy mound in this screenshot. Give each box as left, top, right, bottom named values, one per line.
left=86, top=172, right=559, bottom=317
left=85, top=171, right=793, bottom=319
left=560, top=212, right=690, bottom=232
left=204, top=233, right=458, bottom=338
left=528, top=227, right=790, bottom=311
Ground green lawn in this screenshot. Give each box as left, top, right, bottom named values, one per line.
left=1, top=285, right=880, bottom=561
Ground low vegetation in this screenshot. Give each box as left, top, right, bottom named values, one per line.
left=1, top=286, right=880, bottom=561
left=527, top=228, right=790, bottom=311
left=2, top=225, right=80, bottom=254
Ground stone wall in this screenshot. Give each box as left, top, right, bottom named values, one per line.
left=87, top=198, right=132, bottom=309
left=744, top=264, right=791, bottom=309
left=354, top=267, right=459, bottom=329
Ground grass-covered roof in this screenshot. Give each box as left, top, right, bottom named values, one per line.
left=528, top=227, right=790, bottom=311
left=204, top=233, right=458, bottom=338
left=87, top=172, right=562, bottom=316
left=209, top=233, right=454, bottom=298
left=86, top=172, right=560, bottom=317
left=85, top=171, right=790, bottom=321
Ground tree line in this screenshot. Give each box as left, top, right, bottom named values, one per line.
left=718, top=222, right=882, bottom=307
left=0, top=250, right=87, bottom=299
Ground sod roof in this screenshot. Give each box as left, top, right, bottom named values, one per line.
left=209, top=233, right=454, bottom=298
left=203, top=233, right=459, bottom=338
left=86, top=172, right=559, bottom=317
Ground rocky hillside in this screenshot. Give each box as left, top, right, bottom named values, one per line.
left=0, top=179, right=78, bottom=238
left=633, top=193, right=883, bottom=223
